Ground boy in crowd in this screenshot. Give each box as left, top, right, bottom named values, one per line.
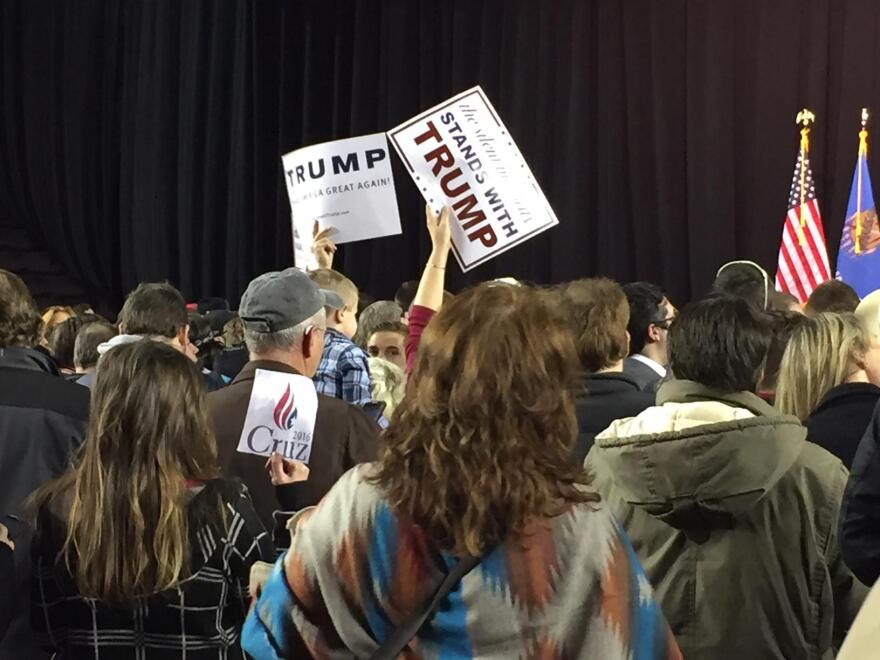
left=308, top=269, right=372, bottom=406
left=366, top=321, right=407, bottom=372
left=72, top=320, right=117, bottom=388
left=805, top=279, right=860, bottom=315
left=114, top=282, right=224, bottom=392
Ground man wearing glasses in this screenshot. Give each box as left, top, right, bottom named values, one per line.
left=622, top=282, right=677, bottom=392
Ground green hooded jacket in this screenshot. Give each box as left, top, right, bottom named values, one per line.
left=586, top=380, right=867, bottom=660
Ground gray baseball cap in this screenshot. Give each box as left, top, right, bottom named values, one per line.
left=239, top=268, right=343, bottom=333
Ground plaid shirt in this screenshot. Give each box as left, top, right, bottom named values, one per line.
left=313, top=328, right=372, bottom=406
left=32, top=479, right=273, bottom=659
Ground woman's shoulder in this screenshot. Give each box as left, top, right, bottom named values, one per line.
left=191, top=476, right=249, bottom=500
left=186, top=478, right=271, bottom=565
left=315, top=464, right=385, bottom=513
left=546, top=499, right=624, bottom=557
left=292, top=464, right=388, bottom=538
left=186, top=478, right=258, bottom=526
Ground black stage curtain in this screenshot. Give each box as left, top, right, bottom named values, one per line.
left=4, top=0, right=880, bottom=308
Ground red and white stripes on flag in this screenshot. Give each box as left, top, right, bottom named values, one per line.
left=775, top=142, right=831, bottom=302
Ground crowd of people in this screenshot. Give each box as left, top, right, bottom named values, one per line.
left=5, top=205, right=880, bottom=658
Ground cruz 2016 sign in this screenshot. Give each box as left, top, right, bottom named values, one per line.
left=236, top=370, right=319, bottom=463
left=388, top=86, right=559, bottom=272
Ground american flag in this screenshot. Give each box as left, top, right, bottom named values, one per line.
left=775, top=139, right=831, bottom=302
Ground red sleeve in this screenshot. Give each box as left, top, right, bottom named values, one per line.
left=405, top=304, right=436, bottom=376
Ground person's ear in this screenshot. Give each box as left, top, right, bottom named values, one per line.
left=301, top=329, right=313, bottom=360
left=334, top=308, right=346, bottom=324
left=178, top=325, right=189, bottom=348
left=303, top=328, right=319, bottom=360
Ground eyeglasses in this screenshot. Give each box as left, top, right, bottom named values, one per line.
left=653, top=317, right=676, bottom=330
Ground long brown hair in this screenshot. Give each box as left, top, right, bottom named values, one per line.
left=371, top=284, right=598, bottom=556
left=31, top=340, right=220, bottom=604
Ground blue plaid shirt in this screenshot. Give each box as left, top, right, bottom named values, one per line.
left=313, top=328, right=372, bottom=406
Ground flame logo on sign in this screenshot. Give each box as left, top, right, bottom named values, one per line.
left=272, top=384, right=298, bottom=430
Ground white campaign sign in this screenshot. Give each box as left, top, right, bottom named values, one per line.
left=237, top=370, right=319, bottom=463
left=387, top=86, right=559, bottom=272
left=281, top=133, right=402, bottom=252
left=291, top=213, right=317, bottom=271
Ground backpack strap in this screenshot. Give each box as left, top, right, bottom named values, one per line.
left=369, top=554, right=481, bottom=660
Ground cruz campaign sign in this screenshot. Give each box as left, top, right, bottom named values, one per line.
left=388, top=86, right=558, bottom=271
left=237, top=370, right=319, bottom=463
left=281, top=133, right=403, bottom=264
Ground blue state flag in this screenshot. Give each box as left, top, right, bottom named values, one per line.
left=837, top=123, right=880, bottom=297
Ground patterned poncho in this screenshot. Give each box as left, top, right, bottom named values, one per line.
left=243, top=465, right=682, bottom=659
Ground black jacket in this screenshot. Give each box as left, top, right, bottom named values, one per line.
left=805, top=383, right=880, bottom=470
left=0, top=542, right=11, bottom=642
left=0, top=347, right=89, bottom=515
left=215, top=346, right=249, bottom=380
left=573, top=372, right=654, bottom=464
left=841, top=399, right=880, bottom=585
left=0, top=347, right=89, bottom=658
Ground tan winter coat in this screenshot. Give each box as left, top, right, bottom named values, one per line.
left=586, top=380, right=867, bottom=660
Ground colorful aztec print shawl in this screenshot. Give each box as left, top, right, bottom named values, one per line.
left=243, top=465, right=682, bottom=660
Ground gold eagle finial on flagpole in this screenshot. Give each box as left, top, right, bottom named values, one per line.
left=797, top=109, right=816, bottom=127
left=795, top=109, right=815, bottom=245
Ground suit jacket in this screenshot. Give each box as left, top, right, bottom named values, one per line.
left=208, top=360, right=380, bottom=529
left=623, top=355, right=663, bottom=392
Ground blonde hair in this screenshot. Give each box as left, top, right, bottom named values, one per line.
left=776, top=312, right=871, bottom=420
left=308, top=269, right=358, bottom=309
left=856, top=290, right=880, bottom=339
left=368, top=357, right=406, bottom=418
left=41, top=305, right=74, bottom=332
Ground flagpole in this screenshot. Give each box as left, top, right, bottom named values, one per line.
left=796, top=109, right=815, bottom=247
left=856, top=108, right=869, bottom=255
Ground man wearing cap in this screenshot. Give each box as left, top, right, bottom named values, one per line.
left=207, top=268, right=380, bottom=529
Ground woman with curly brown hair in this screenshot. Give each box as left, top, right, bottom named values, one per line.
left=243, top=283, right=681, bottom=660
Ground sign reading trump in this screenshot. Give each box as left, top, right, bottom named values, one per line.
left=237, top=370, right=319, bottom=463
left=281, top=133, right=403, bottom=252
left=388, top=86, right=558, bottom=272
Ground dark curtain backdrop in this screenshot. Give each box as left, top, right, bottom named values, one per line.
left=4, top=0, right=880, bottom=309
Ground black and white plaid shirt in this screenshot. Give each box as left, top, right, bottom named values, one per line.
left=31, top=479, right=273, bottom=659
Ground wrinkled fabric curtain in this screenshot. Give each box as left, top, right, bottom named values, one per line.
left=3, top=0, right=880, bottom=308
